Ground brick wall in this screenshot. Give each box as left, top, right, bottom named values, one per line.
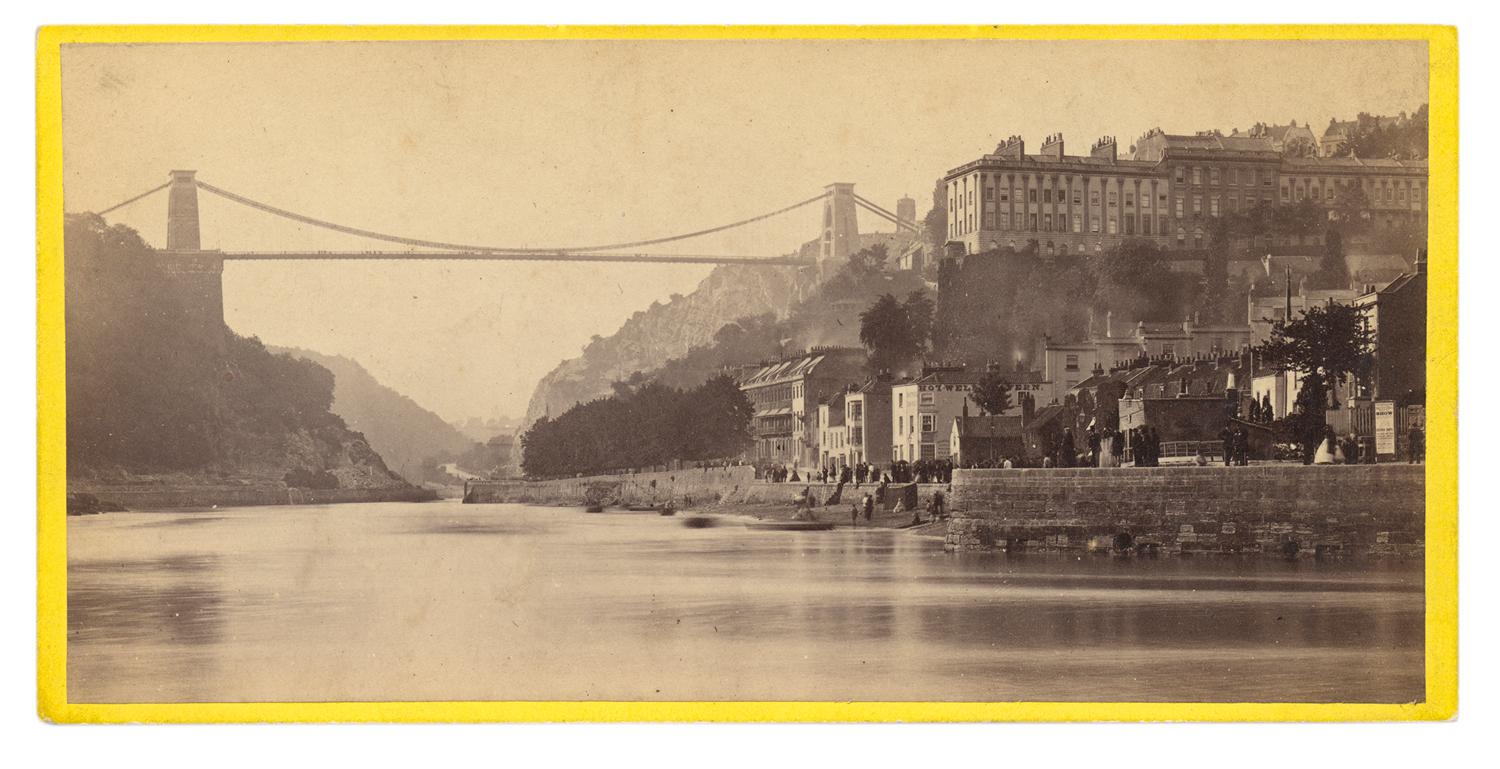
left=947, top=464, right=1424, bottom=556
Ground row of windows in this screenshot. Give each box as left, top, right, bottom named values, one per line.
left=953, top=173, right=1423, bottom=238
left=1172, top=165, right=1275, bottom=187
left=895, top=414, right=937, bottom=435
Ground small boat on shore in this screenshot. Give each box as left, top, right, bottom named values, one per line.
left=682, top=516, right=718, bottom=528
left=583, top=504, right=605, bottom=513
left=743, top=520, right=836, bottom=532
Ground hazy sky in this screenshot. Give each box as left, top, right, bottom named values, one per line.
left=60, top=39, right=1427, bottom=422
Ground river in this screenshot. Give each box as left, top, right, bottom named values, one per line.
left=67, top=500, right=1424, bottom=704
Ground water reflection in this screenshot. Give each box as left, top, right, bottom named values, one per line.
left=67, top=502, right=1423, bottom=704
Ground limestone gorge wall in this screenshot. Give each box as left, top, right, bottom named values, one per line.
left=520, top=263, right=806, bottom=431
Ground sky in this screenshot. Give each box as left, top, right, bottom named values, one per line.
left=60, top=39, right=1427, bottom=423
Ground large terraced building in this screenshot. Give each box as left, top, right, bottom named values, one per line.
left=943, top=129, right=1427, bottom=259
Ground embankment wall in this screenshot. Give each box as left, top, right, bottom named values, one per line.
left=946, top=464, right=1425, bottom=556
left=465, top=466, right=760, bottom=507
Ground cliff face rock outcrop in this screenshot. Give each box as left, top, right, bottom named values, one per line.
left=272, top=346, right=475, bottom=482
left=64, top=214, right=416, bottom=496
left=521, top=262, right=808, bottom=429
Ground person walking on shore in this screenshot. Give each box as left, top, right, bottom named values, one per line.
left=862, top=492, right=874, bottom=523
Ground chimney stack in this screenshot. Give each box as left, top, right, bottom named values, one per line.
left=995, top=135, right=1026, bottom=160
left=1040, top=133, right=1065, bottom=159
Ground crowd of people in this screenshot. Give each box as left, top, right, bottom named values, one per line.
left=1218, top=423, right=1253, bottom=466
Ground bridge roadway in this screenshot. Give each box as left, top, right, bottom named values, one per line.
left=203, top=250, right=814, bottom=266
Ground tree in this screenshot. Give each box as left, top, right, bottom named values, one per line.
left=1256, top=302, right=1373, bottom=460
left=923, top=180, right=947, bottom=248
left=970, top=370, right=1014, bottom=416
left=858, top=292, right=931, bottom=374
left=848, top=243, right=889, bottom=276
left=1309, top=228, right=1350, bottom=290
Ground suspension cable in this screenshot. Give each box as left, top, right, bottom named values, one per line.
left=96, top=181, right=171, bottom=217
left=853, top=194, right=920, bottom=232
left=195, top=180, right=829, bottom=254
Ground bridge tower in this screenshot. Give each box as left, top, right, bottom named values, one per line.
left=166, top=169, right=201, bottom=250
left=819, top=182, right=859, bottom=278
left=157, top=169, right=226, bottom=340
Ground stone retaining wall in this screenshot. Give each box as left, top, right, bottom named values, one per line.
left=464, top=466, right=759, bottom=507
left=946, top=464, right=1425, bottom=557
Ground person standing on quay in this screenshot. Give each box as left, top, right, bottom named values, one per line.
left=1408, top=422, right=1425, bottom=464
left=1219, top=424, right=1235, bottom=467
left=862, top=492, right=875, bottom=523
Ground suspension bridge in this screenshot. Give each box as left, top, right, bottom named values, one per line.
left=93, top=170, right=922, bottom=268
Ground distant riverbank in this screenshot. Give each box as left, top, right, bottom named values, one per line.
left=67, top=481, right=436, bottom=513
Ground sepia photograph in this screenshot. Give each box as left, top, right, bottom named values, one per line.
left=37, top=27, right=1456, bottom=720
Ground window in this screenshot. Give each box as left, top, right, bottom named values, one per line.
left=1174, top=167, right=1185, bottom=183
left=1043, top=213, right=1052, bottom=231
left=1192, top=167, right=1202, bottom=185
left=1108, top=191, right=1118, bottom=207
left=1311, top=186, right=1321, bottom=201
left=1210, top=197, right=1220, bottom=217
left=897, top=393, right=903, bottom=407
left=1229, top=195, right=1238, bottom=212
left=1125, top=191, right=1134, bottom=207
left=1177, top=226, right=1186, bottom=244
left=1230, top=167, right=1239, bottom=185
left=1029, top=213, right=1038, bottom=230
left=1161, top=343, right=1175, bottom=357
left=1194, top=226, right=1204, bottom=248
left=999, top=188, right=1009, bottom=202
left=897, top=416, right=903, bottom=434
left=1014, top=213, right=1023, bottom=229
left=1090, top=218, right=1100, bottom=233
left=1281, top=185, right=1291, bottom=202
left=1125, top=216, right=1135, bottom=235
left=984, top=186, right=994, bottom=201
left=1042, top=189, right=1052, bottom=204
left=1072, top=190, right=1082, bottom=205
left=920, top=392, right=934, bottom=406
left=1175, top=195, right=1184, bottom=217
left=1108, top=216, right=1117, bottom=235
left=1072, top=213, right=1082, bottom=233
left=983, top=212, right=994, bottom=229
left=1263, top=173, right=1273, bottom=187
left=1193, top=195, right=1202, bottom=216
left=1065, top=354, right=1079, bottom=370
left=1142, top=216, right=1152, bottom=236
left=1028, top=189, right=1037, bottom=203
left=1090, top=190, right=1100, bottom=206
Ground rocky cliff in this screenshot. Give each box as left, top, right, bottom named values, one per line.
left=520, top=262, right=808, bottom=428
left=64, top=214, right=416, bottom=498
left=272, top=346, right=476, bottom=482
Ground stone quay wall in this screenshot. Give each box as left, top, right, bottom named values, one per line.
left=946, top=464, right=1425, bottom=557
left=464, top=466, right=760, bottom=507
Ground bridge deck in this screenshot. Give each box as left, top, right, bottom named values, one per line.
left=207, top=251, right=814, bottom=266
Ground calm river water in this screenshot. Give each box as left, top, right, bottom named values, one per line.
left=67, top=501, right=1423, bottom=703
